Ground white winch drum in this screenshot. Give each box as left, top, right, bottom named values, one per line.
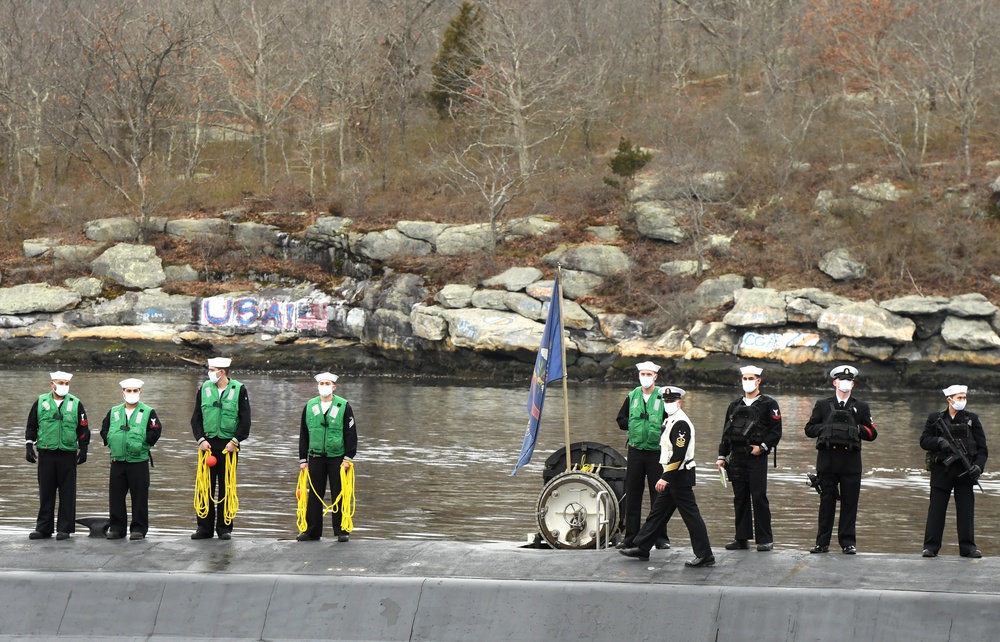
left=536, top=471, right=619, bottom=549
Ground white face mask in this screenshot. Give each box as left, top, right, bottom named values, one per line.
left=53, top=384, right=70, bottom=397
left=639, top=375, right=655, bottom=389
left=664, top=402, right=679, bottom=416
left=951, top=399, right=967, bottom=412
left=124, top=393, right=141, bottom=405
left=208, top=371, right=220, bottom=384
left=836, top=379, right=854, bottom=393
left=318, top=385, right=334, bottom=397
left=742, top=379, right=758, bottom=394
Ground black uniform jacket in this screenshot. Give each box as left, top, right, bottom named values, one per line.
left=718, top=393, right=782, bottom=459
left=804, top=396, right=877, bottom=474
left=919, top=409, right=987, bottom=489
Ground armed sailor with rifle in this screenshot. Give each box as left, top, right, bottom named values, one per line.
left=803, top=365, right=878, bottom=555
left=919, top=385, right=987, bottom=558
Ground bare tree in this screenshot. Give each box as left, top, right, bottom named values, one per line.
left=51, top=1, right=195, bottom=237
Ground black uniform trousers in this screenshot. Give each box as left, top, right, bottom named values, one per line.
left=924, top=479, right=977, bottom=555
left=729, top=454, right=772, bottom=544
left=623, top=446, right=669, bottom=546
left=109, top=460, right=150, bottom=537
left=35, top=450, right=77, bottom=536
left=197, top=437, right=237, bottom=536
left=815, top=448, right=862, bottom=549
left=633, top=483, right=711, bottom=558
left=303, top=455, right=346, bottom=539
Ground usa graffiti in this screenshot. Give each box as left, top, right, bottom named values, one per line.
left=200, top=297, right=329, bottom=331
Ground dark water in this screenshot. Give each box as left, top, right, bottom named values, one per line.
left=1, top=369, right=998, bottom=554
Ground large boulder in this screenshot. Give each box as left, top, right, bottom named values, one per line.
left=561, top=270, right=603, bottom=300
left=410, top=305, right=449, bottom=341
left=53, top=245, right=101, bottom=264
left=633, top=202, right=686, bottom=243
left=84, top=217, right=140, bottom=242
left=134, top=290, right=196, bottom=325
left=722, top=289, right=788, bottom=327
left=232, top=222, right=285, bottom=247
left=165, top=218, right=230, bottom=240
left=689, top=321, right=736, bottom=353
left=850, top=181, right=906, bottom=203
left=659, top=260, right=710, bottom=277
left=23, top=237, right=58, bottom=258
left=435, top=223, right=494, bottom=256
left=482, top=267, right=543, bottom=292
left=597, top=313, right=642, bottom=341
left=362, top=308, right=416, bottom=351
left=396, top=221, right=451, bottom=245
left=586, top=225, right=619, bottom=242
left=439, top=308, right=555, bottom=352
left=817, top=301, right=915, bottom=344
left=630, top=171, right=733, bottom=202
left=305, top=216, right=353, bottom=249
left=470, top=289, right=507, bottom=310
left=940, top=316, right=1000, bottom=351
left=0, top=283, right=81, bottom=314
left=64, top=277, right=103, bottom=299
left=371, top=273, right=427, bottom=314
left=90, top=243, right=165, bottom=289
left=695, top=274, right=745, bottom=310
left=946, top=293, right=999, bottom=318
left=543, top=244, right=631, bottom=276
left=819, top=248, right=866, bottom=282
left=67, top=293, right=138, bottom=326
left=354, top=229, right=432, bottom=261
left=879, top=295, right=950, bottom=316
left=505, top=216, right=559, bottom=238
left=504, top=292, right=546, bottom=321
left=783, top=288, right=851, bottom=324
left=435, top=284, right=475, bottom=309
left=164, top=264, right=200, bottom=282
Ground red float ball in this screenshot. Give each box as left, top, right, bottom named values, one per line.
left=206, top=455, right=217, bottom=467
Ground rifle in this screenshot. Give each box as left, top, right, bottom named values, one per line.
left=935, top=417, right=985, bottom=494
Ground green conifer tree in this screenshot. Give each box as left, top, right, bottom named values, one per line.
left=429, top=1, right=484, bottom=118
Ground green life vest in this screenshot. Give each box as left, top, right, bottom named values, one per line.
left=627, top=387, right=665, bottom=451
left=305, top=395, right=347, bottom=457
left=35, top=392, right=81, bottom=451
left=200, top=379, right=244, bottom=440
left=106, top=402, right=153, bottom=463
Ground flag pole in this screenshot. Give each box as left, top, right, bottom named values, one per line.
left=557, top=265, right=571, bottom=472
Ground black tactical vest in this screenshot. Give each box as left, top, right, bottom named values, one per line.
left=817, top=401, right=860, bottom=450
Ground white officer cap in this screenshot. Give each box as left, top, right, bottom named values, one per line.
left=658, top=385, right=686, bottom=400
left=119, top=378, right=144, bottom=389
left=49, top=371, right=73, bottom=381
left=829, top=365, right=858, bottom=380
left=314, top=372, right=339, bottom=383
left=207, top=357, right=232, bottom=368
left=942, top=385, right=968, bottom=397
left=740, top=365, right=763, bottom=376
left=635, top=361, right=661, bottom=373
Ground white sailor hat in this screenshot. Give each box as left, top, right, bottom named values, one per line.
left=207, top=357, right=232, bottom=368
left=119, top=378, right=144, bottom=389
left=740, top=365, right=763, bottom=376
left=829, top=365, right=858, bottom=380
left=49, top=371, right=73, bottom=381
left=942, top=385, right=968, bottom=397
left=658, top=385, right=686, bottom=400
left=635, top=361, right=661, bottom=373
left=314, top=372, right=339, bottom=383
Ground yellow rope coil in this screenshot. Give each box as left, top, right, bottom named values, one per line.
left=297, top=462, right=356, bottom=534
left=193, top=448, right=239, bottom=524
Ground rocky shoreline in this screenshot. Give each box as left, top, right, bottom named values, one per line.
left=5, top=171, right=1000, bottom=392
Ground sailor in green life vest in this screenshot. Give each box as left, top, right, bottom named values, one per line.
left=615, top=361, right=670, bottom=550
left=297, top=372, right=357, bottom=542
left=24, top=371, right=91, bottom=541
left=100, top=378, right=162, bottom=540
left=190, top=357, right=251, bottom=540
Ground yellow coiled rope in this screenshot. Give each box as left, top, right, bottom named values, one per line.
left=295, top=462, right=356, bottom=534
left=193, top=449, right=240, bottom=524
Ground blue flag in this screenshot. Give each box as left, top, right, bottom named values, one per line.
left=511, top=274, right=564, bottom=475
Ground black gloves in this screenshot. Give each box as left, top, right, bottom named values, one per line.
left=76, top=446, right=88, bottom=466
left=969, top=465, right=982, bottom=481
left=937, top=437, right=954, bottom=452
left=25, top=443, right=36, bottom=463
